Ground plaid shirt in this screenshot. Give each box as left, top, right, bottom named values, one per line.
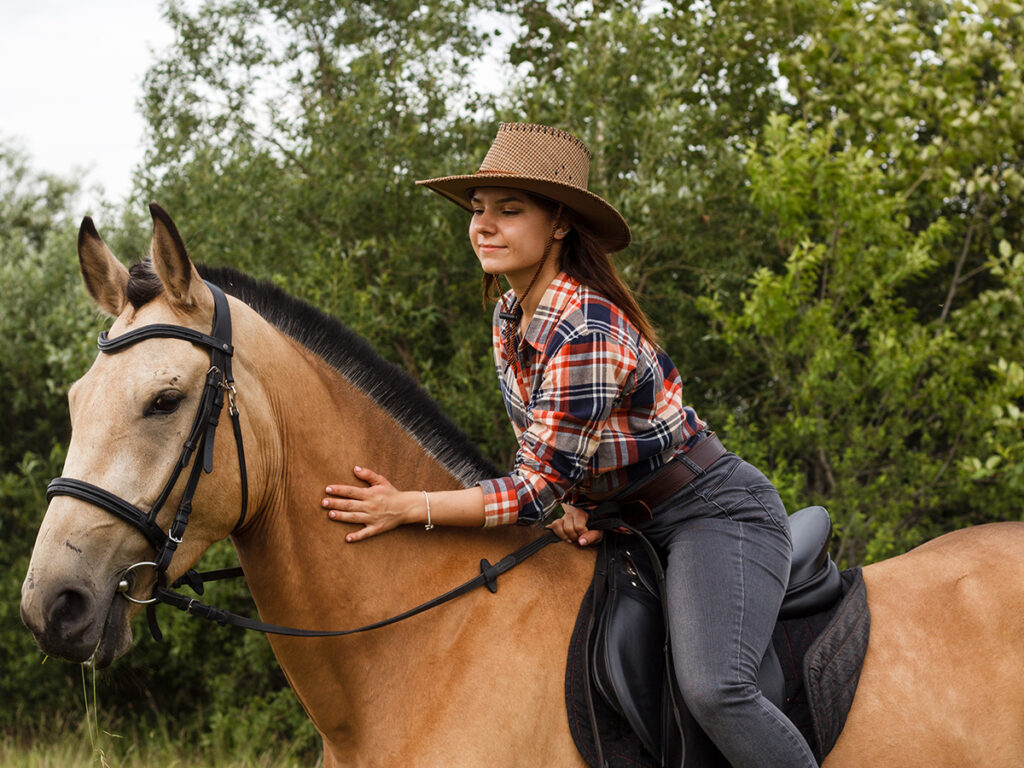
left=479, top=272, right=705, bottom=526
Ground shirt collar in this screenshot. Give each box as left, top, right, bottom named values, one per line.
left=521, top=272, right=580, bottom=353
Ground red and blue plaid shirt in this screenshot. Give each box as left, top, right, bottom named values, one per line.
left=479, top=272, right=705, bottom=526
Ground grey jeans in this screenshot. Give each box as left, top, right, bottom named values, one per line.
left=637, top=452, right=817, bottom=768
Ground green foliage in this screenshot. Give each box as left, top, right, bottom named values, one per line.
left=0, top=144, right=99, bottom=732
left=4, top=0, right=1023, bottom=760
left=137, top=0, right=514, bottom=461
left=700, top=114, right=1023, bottom=564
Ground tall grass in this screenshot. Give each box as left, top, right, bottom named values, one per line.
left=0, top=719, right=318, bottom=768
left=2, top=660, right=320, bottom=768
left=2, top=665, right=319, bottom=768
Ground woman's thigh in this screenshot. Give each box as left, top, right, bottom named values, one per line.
left=644, top=456, right=793, bottom=693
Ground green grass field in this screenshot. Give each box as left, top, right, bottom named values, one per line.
left=0, top=733, right=315, bottom=768
left=0, top=721, right=317, bottom=768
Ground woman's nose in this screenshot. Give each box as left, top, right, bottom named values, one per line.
left=470, top=210, right=494, bottom=236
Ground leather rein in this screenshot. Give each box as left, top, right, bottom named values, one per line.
left=46, top=281, right=555, bottom=641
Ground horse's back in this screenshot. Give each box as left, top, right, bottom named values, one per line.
left=826, top=522, right=1024, bottom=767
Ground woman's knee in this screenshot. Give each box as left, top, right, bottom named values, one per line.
left=677, top=677, right=760, bottom=725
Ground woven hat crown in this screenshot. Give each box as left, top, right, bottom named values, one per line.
left=477, top=123, right=592, bottom=190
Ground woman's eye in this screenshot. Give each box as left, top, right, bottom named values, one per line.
left=146, top=391, right=182, bottom=416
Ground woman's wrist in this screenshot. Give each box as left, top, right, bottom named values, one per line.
left=406, top=490, right=428, bottom=526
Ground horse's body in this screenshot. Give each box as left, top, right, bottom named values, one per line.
left=19, top=208, right=1024, bottom=766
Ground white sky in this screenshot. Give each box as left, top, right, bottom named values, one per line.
left=0, top=0, right=174, bottom=210
left=0, top=1, right=519, bottom=213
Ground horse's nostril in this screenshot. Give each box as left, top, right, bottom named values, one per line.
left=47, top=588, right=93, bottom=639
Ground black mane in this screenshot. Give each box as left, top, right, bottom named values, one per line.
left=175, top=264, right=500, bottom=486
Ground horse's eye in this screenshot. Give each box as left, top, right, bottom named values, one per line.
left=147, top=391, right=183, bottom=416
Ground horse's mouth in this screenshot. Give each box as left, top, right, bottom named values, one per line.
left=22, top=584, right=133, bottom=668
left=89, top=592, right=132, bottom=668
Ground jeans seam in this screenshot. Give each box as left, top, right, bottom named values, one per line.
left=693, top=456, right=741, bottom=505
left=747, top=486, right=791, bottom=540
left=734, top=525, right=746, bottom=706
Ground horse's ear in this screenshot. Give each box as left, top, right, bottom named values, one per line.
left=78, top=217, right=129, bottom=316
left=148, top=203, right=207, bottom=311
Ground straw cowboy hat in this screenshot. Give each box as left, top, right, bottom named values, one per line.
left=417, top=122, right=631, bottom=252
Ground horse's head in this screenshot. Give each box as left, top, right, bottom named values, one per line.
left=20, top=205, right=250, bottom=667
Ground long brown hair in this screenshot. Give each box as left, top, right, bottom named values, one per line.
left=480, top=195, right=657, bottom=344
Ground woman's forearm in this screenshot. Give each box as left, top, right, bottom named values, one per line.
left=323, top=466, right=485, bottom=541
left=408, top=486, right=486, bottom=528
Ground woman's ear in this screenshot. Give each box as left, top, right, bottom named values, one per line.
left=554, top=224, right=572, bottom=239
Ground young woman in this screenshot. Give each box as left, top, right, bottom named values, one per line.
left=322, top=122, right=817, bottom=767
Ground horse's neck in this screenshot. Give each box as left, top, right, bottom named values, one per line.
left=228, top=314, right=540, bottom=755
left=235, top=322, right=476, bottom=613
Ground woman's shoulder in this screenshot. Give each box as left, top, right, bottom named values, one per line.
left=557, top=280, right=642, bottom=350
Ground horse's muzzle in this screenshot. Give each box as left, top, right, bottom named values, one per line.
left=21, top=579, right=129, bottom=667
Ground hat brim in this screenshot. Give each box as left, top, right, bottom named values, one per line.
left=416, top=173, right=631, bottom=253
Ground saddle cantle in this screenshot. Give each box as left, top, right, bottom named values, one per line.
left=567, top=505, right=869, bottom=768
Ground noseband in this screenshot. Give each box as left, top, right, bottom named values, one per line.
left=47, top=281, right=248, bottom=598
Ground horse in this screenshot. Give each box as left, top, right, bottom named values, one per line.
left=20, top=206, right=1024, bottom=767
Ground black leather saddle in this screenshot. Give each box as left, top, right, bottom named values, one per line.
left=587, top=505, right=842, bottom=766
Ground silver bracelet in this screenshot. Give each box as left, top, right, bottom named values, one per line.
left=422, top=491, right=434, bottom=531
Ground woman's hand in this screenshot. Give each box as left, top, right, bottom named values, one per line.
left=548, top=502, right=602, bottom=547
left=323, top=466, right=416, bottom=543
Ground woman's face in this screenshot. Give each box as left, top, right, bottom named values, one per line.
left=468, top=187, right=562, bottom=285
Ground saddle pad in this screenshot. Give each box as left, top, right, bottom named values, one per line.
left=772, top=568, right=869, bottom=763
left=566, top=582, right=659, bottom=768
left=804, top=567, right=869, bottom=759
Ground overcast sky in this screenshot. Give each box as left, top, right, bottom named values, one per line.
left=1, top=1, right=518, bottom=215
left=0, top=0, right=175, bottom=210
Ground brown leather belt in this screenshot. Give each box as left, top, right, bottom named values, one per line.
left=603, top=432, right=727, bottom=524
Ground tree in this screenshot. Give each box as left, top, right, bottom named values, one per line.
left=701, top=115, right=1023, bottom=564
left=499, top=0, right=1023, bottom=561
left=139, top=0, right=515, bottom=463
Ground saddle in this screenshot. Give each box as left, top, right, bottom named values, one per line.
left=567, top=506, right=868, bottom=768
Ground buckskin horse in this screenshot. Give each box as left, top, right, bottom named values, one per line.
left=20, top=206, right=1024, bottom=767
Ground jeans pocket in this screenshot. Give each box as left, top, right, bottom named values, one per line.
left=745, top=484, right=792, bottom=542
left=698, top=460, right=790, bottom=540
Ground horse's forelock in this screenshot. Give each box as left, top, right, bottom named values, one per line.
left=125, top=260, right=165, bottom=309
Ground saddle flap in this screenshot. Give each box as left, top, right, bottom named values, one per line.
left=590, top=538, right=668, bottom=761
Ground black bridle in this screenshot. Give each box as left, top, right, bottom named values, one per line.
left=46, top=280, right=556, bottom=641
left=47, top=280, right=248, bottom=638
left=48, top=280, right=247, bottom=581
